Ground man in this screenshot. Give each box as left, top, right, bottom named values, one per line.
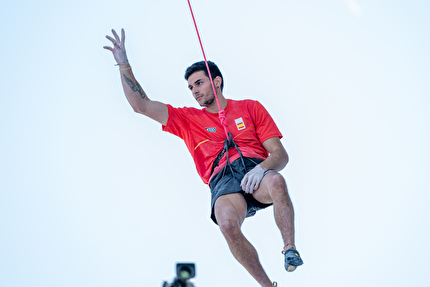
left=104, top=29, right=303, bottom=287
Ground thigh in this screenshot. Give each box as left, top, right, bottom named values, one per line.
left=214, top=193, right=248, bottom=227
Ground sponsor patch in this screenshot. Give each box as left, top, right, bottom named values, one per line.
left=205, top=127, right=216, bottom=133
left=235, top=117, right=246, bottom=130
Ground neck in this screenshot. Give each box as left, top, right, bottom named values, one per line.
left=206, top=94, right=227, bottom=113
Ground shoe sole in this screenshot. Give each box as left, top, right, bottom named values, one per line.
left=285, top=255, right=303, bottom=272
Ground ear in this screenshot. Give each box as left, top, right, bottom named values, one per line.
left=214, top=76, right=222, bottom=89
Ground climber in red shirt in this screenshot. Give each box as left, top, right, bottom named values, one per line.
left=104, top=29, right=303, bottom=287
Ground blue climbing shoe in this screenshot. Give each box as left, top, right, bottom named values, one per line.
left=283, top=248, right=303, bottom=272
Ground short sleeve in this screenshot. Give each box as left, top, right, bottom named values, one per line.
left=162, top=104, right=189, bottom=139
left=252, top=101, right=283, bottom=143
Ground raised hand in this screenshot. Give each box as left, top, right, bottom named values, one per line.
left=103, top=28, right=129, bottom=65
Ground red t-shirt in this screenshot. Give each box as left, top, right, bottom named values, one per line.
left=162, top=99, right=282, bottom=184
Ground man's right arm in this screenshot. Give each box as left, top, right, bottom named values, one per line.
left=118, top=62, right=168, bottom=125
left=104, top=29, right=168, bottom=126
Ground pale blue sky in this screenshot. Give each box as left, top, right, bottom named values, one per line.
left=1, top=1, right=429, bottom=286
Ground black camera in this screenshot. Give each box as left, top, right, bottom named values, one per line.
left=162, top=263, right=196, bottom=287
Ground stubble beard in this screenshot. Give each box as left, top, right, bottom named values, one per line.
left=199, top=93, right=215, bottom=107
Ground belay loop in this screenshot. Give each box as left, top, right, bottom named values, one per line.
left=211, top=132, right=248, bottom=178
left=223, top=132, right=247, bottom=177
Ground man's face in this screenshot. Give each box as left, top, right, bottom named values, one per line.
left=187, top=70, right=216, bottom=107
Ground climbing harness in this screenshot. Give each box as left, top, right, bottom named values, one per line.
left=187, top=0, right=247, bottom=177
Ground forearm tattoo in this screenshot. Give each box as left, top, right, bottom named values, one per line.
left=123, top=73, right=146, bottom=99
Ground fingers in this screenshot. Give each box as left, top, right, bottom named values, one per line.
left=241, top=165, right=265, bottom=194
left=241, top=174, right=259, bottom=194
left=121, top=28, right=125, bottom=43
left=103, top=46, right=114, bottom=52
left=105, top=35, right=117, bottom=46
left=112, top=29, right=120, bottom=42
left=104, top=29, right=127, bottom=61
left=106, top=29, right=125, bottom=46
left=104, top=29, right=124, bottom=54
left=248, top=177, right=260, bottom=194
left=241, top=174, right=253, bottom=193
left=103, top=36, right=116, bottom=52
left=243, top=178, right=252, bottom=194
left=245, top=180, right=257, bottom=194
left=240, top=176, right=247, bottom=192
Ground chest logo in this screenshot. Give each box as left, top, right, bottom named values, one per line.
left=235, top=117, right=246, bottom=130
left=205, top=127, right=217, bottom=133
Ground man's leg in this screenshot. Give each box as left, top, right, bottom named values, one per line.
left=253, top=172, right=301, bottom=263
left=214, top=193, right=274, bottom=287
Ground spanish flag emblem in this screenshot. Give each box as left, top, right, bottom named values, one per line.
left=235, top=117, right=246, bottom=130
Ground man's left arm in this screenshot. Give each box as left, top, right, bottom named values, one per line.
left=240, top=137, right=289, bottom=194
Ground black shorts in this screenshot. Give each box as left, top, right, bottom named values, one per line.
left=209, top=157, right=273, bottom=224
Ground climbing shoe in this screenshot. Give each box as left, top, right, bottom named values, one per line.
left=283, top=248, right=303, bottom=272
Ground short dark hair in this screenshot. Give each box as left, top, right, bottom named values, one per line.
left=184, top=61, right=224, bottom=92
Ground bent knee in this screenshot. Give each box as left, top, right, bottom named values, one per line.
left=266, top=172, right=287, bottom=191
left=218, top=218, right=242, bottom=240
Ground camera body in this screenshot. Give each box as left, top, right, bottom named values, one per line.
left=162, top=263, right=196, bottom=287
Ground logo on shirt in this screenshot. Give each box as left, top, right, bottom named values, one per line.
left=235, top=117, right=246, bottom=130
left=205, top=127, right=216, bottom=133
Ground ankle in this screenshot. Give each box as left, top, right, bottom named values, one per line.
left=282, top=243, right=296, bottom=253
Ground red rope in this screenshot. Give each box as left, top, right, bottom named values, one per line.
left=187, top=0, right=229, bottom=139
